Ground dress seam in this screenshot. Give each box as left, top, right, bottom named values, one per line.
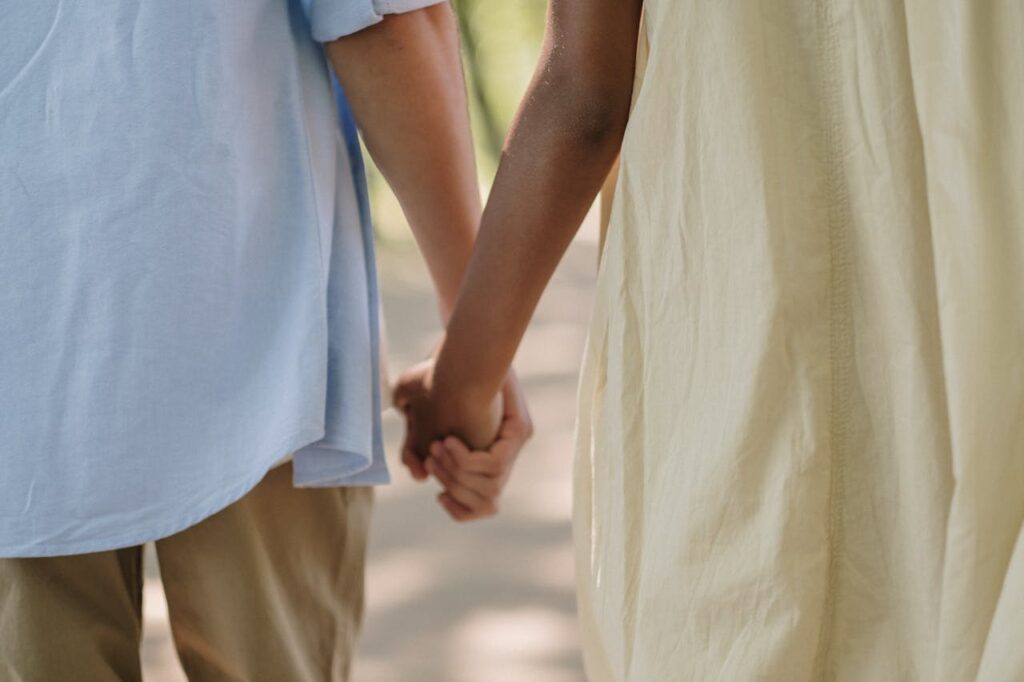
left=812, top=1, right=853, bottom=678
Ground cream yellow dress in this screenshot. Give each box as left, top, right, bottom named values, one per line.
left=575, top=3, right=1023, bottom=680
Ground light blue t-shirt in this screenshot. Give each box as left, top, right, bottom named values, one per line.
left=0, top=0, right=441, bottom=557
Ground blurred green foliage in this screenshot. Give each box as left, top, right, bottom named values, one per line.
left=367, top=0, right=546, bottom=242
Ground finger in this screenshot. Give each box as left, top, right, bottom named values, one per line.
left=392, top=379, right=423, bottom=412
left=434, top=447, right=501, bottom=500
left=402, top=447, right=428, bottom=481
left=438, top=492, right=473, bottom=522
left=425, top=455, right=468, bottom=494
left=440, top=437, right=502, bottom=477
left=425, top=457, right=493, bottom=513
left=439, top=490, right=495, bottom=522
left=392, top=384, right=413, bottom=411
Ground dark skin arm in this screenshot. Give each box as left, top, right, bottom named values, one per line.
left=398, top=0, right=644, bottom=515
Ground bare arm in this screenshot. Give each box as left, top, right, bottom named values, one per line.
left=324, top=4, right=478, bottom=319
left=427, top=0, right=644, bottom=426
left=325, top=7, right=529, bottom=489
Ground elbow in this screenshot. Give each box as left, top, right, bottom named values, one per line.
left=543, top=69, right=632, bottom=156
left=565, top=96, right=631, bottom=153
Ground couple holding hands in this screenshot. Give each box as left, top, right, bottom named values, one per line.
left=2, top=1, right=1022, bottom=681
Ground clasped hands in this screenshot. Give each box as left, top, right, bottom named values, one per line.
left=393, top=360, right=532, bottom=521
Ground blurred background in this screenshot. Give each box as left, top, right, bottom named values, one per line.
left=142, top=2, right=602, bottom=680
left=367, top=0, right=547, bottom=242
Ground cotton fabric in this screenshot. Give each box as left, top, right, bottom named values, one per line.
left=577, top=3, right=1023, bottom=680
left=0, top=0, right=441, bottom=557
left=0, top=462, right=374, bottom=682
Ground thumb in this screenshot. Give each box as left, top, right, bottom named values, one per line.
left=392, top=378, right=419, bottom=412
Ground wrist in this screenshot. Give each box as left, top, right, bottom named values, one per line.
left=430, top=368, right=495, bottom=417
left=426, top=357, right=504, bottom=450
left=430, top=352, right=500, bottom=414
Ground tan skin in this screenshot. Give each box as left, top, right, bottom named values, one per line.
left=323, top=5, right=531, bottom=509
left=397, top=0, right=645, bottom=520
left=326, top=7, right=475, bottom=321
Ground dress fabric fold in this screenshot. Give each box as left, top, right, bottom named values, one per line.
left=576, top=3, right=1024, bottom=680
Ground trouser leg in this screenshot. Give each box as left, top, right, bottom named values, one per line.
left=0, top=546, right=144, bottom=682
left=155, top=463, right=373, bottom=682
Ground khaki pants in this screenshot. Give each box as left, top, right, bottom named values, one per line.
left=0, top=463, right=373, bottom=682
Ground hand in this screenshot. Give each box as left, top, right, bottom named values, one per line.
left=424, top=373, right=532, bottom=521
left=393, top=358, right=503, bottom=480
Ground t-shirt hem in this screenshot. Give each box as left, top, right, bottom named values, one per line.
left=293, top=440, right=391, bottom=487
left=0, top=424, right=335, bottom=558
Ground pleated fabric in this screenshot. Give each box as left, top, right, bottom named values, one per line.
left=577, top=3, right=1024, bottom=680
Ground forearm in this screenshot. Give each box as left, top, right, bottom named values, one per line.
left=432, top=4, right=642, bottom=405
left=325, top=4, right=479, bottom=319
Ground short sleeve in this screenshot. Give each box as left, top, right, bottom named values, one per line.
left=301, top=0, right=450, bottom=43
